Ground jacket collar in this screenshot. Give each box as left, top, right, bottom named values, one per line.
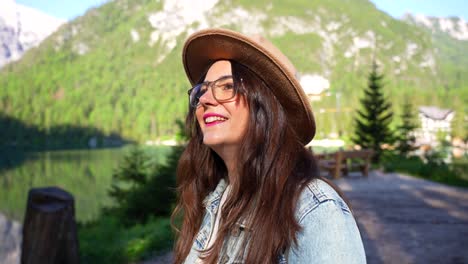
left=203, top=178, right=228, bottom=214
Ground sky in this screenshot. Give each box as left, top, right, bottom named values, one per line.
left=371, top=0, right=468, bottom=20
left=15, top=0, right=109, bottom=20
left=14, top=0, right=468, bottom=21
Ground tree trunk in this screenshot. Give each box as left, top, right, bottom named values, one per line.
left=21, top=187, right=79, bottom=264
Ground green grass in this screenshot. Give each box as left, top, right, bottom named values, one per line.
left=382, top=154, right=468, bottom=188
left=78, top=215, right=173, bottom=264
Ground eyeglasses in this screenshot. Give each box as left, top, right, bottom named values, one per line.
left=187, top=75, right=240, bottom=107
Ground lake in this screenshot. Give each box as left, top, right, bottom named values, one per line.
left=0, top=146, right=172, bottom=223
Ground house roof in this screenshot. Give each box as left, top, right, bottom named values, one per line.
left=419, top=106, right=454, bottom=120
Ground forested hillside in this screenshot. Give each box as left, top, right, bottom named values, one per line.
left=1, top=0, right=467, bottom=148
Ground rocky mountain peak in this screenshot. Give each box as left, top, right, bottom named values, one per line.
left=403, top=13, right=468, bottom=41
left=0, top=0, right=64, bottom=68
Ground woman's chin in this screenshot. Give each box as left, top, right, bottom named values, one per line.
left=203, top=137, right=223, bottom=148
left=203, top=137, right=239, bottom=155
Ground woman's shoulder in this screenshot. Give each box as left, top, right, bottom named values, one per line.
left=295, top=178, right=351, bottom=223
left=288, top=178, right=366, bottom=263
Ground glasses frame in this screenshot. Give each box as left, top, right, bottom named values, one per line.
left=187, top=75, right=241, bottom=108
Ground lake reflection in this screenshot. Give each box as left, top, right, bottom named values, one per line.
left=0, top=147, right=170, bottom=223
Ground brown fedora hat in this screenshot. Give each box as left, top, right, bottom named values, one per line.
left=182, top=28, right=316, bottom=144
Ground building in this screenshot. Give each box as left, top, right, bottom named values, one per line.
left=415, top=106, right=454, bottom=147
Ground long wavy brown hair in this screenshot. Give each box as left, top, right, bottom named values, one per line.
left=171, top=60, right=321, bottom=263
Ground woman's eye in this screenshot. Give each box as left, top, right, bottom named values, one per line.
left=222, top=83, right=234, bottom=90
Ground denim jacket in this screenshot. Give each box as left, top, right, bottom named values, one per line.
left=183, top=178, right=366, bottom=263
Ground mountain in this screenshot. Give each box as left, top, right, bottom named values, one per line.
left=1, top=0, right=467, bottom=148
left=403, top=14, right=468, bottom=41
left=402, top=13, right=468, bottom=143
left=0, top=0, right=64, bottom=67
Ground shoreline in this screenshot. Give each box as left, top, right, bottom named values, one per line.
left=0, top=213, right=21, bottom=264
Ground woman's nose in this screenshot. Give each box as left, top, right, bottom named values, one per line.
left=198, top=86, right=218, bottom=106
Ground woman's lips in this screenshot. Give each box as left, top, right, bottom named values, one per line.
left=203, top=113, right=228, bottom=126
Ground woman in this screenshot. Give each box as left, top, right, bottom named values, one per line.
left=172, top=28, right=366, bottom=264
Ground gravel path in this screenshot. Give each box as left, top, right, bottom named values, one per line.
left=335, top=171, right=468, bottom=264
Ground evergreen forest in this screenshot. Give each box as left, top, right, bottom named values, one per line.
left=1, top=0, right=467, bottom=149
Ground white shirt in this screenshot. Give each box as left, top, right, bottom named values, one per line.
left=195, top=185, right=231, bottom=263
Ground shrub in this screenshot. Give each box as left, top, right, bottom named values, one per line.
left=107, top=145, right=181, bottom=225
left=79, top=215, right=173, bottom=264
left=383, top=153, right=468, bottom=188
left=107, top=120, right=186, bottom=225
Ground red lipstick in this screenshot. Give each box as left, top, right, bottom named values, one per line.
left=203, top=113, right=228, bottom=127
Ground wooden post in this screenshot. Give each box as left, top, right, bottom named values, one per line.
left=21, top=187, right=79, bottom=264
left=332, top=151, right=343, bottom=179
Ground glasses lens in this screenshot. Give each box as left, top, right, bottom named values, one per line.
left=189, top=84, right=205, bottom=107
left=188, top=76, right=236, bottom=107
left=213, top=77, right=235, bottom=101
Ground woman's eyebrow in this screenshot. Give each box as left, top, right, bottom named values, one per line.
left=202, top=74, right=234, bottom=83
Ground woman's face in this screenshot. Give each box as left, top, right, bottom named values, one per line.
left=195, top=60, right=249, bottom=155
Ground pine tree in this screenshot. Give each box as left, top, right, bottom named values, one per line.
left=108, top=145, right=178, bottom=225
left=352, top=62, right=394, bottom=163
left=107, top=120, right=186, bottom=225
left=395, top=97, right=418, bottom=156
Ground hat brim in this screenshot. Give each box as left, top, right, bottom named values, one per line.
left=182, top=28, right=315, bottom=144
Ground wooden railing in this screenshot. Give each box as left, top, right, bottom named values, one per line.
left=314, top=149, right=374, bottom=179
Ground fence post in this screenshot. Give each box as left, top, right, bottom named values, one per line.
left=21, top=187, right=79, bottom=264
